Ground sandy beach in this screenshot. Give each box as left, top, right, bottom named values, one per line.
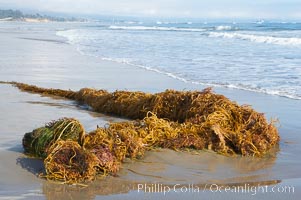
left=0, top=22, right=301, bottom=200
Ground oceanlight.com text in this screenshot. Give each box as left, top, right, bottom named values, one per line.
left=136, top=183, right=295, bottom=196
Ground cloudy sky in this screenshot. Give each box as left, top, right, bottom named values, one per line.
left=1, top=0, right=301, bottom=19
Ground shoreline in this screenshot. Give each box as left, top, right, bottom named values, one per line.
left=0, top=22, right=300, bottom=199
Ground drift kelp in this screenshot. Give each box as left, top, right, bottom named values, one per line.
left=42, top=112, right=277, bottom=184
left=89, top=112, right=275, bottom=156
left=10, top=81, right=279, bottom=156
left=83, top=128, right=124, bottom=175
left=22, top=118, right=84, bottom=158
left=13, top=82, right=77, bottom=99
left=44, top=140, right=99, bottom=184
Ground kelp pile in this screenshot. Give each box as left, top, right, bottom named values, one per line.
left=6, top=81, right=279, bottom=184
left=12, top=82, right=279, bottom=155
left=23, top=113, right=278, bottom=184
left=24, top=115, right=205, bottom=183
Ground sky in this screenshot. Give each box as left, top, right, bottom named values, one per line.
left=0, top=0, right=301, bottom=20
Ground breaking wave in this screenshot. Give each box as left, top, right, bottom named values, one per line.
left=109, top=25, right=207, bottom=32
left=109, top=25, right=237, bottom=32
left=209, top=32, right=301, bottom=46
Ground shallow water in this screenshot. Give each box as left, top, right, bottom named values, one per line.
left=57, top=21, right=301, bottom=100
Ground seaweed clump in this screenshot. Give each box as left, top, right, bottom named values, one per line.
left=11, top=81, right=280, bottom=184
left=23, top=113, right=278, bottom=184
left=24, top=114, right=206, bottom=184
left=82, top=112, right=205, bottom=174
left=14, top=82, right=279, bottom=156
left=44, top=140, right=99, bottom=184
left=22, top=118, right=84, bottom=158
left=84, top=112, right=277, bottom=157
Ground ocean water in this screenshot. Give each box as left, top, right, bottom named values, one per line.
left=57, top=21, right=301, bottom=100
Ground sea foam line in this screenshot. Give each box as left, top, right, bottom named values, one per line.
left=109, top=25, right=207, bottom=32
left=109, top=25, right=237, bottom=32
left=209, top=32, right=301, bottom=46
left=215, top=25, right=233, bottom=31
left=100, top=58, right=301, bottom=100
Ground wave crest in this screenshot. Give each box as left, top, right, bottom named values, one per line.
left=109, top=25, right=237, bottom=32
left=209, top=32, right=301, bottom=46
left=215, top=25, right=233, bottom=31
left=109, top=25, right=207, bottom=32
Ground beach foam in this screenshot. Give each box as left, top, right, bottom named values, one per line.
left=101, top=58, right=301, bottom=100
left=215, top=25, right=233, bottom=31
left=109, top=25, right=206, bottom=32
left=109, top=25, right=238, bottom=32
left=209, top=32, right=301, bottom=46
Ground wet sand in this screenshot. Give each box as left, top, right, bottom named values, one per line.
left=0, top=22, right=300, bottom=199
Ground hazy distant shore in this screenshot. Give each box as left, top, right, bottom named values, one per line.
left=0, top=17, right=51, bottom=22
left=0, top=9, right=86, bottom=22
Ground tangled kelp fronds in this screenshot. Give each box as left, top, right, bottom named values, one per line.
left=44, top=140, right=99, bottom=184
left=22, top=118, right=84, bottom=158
left=41, top=114, right=206, bottom=183
left=120, top=113, right=205, bottom=151
left=7, top=82, right=233, bottom=121
left=83, top=129, right=124, bottom=175
left=87, top=112, right=276, bottom=157
left=83, top=113, right=205, bottom=160
left=22, top=111, right=278, bottom=184
left=10, top=82, right=279, bottom=156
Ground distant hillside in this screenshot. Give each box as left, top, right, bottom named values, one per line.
left=0, top=9, right=86, bottom=22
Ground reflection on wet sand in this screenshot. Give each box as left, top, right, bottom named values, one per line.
left=23, top=100, right=104, bottom=120
left=42, top=175, right=280, bottom=200
left=24, top=100, right=128, bottom=122
left=18, top=147, right=280, bottom=199
left=43, top=177, right=135, bottom=200
left=42, top=178, right=280, bottom=200
left=123, top=148, right=279, bottom=183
